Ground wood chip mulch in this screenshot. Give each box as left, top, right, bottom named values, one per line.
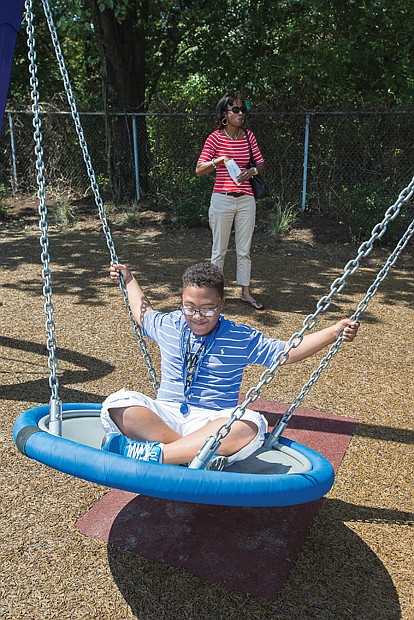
left=1, top=208, right=413, bottom=619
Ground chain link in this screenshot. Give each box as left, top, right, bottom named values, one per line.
left=3, top=110, right=414, bottom=213
left=41, top=0, right=159, bottom=394
left=192, top=178, right=414, bottom=465
left=266, top=213, right=414, bottom=443
left=25, top=0, right=59, bottom=401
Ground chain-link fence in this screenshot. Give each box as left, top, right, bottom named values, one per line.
left=1, top=110, right=413, bottom=220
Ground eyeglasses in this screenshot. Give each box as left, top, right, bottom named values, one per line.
left=182, top=306, right=219, bottom=318
left=227, top=106, right=245, bottom=114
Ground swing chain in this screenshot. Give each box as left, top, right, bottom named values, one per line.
left=351, top=218, right=414, bottom=322
left=266, top=214, right=414, bottom=445
left=191, top=177, right=414, bottom=468
left=117, top=273, right=160, bottom=392
left=41, top=0, right=159, bottom=394
left=25, top=0, right=59, bottom=403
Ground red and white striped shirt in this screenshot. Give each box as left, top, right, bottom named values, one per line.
left=197, top=129, right=264, bottom=196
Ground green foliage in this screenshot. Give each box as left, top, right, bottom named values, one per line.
left=151, top=0, right=414, bottom=111
left=9, top=0, right=101, bottom=109
left=171, top=197, right=203, bottom=228
left=170, top=175, right=211, bottom=228
left=116, top=210, right=141, bottom=228
left=52, top=200, right=77, bottom=227
left=146, top=113, right=213, bottom=226
left=340, top=181, right=413, bottom=243
left=6, top=0, right=414, bottom=231
left=96, top=174, right=111, bottom=194
left=267, top=204, right=299, bottom=237
left=0, top=185, right=10, bottom=218
left=9, top=0, right=414, bottom=113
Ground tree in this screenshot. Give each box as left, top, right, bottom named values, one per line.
left=9, top=0, right=100, bottom=108
left=10, top=0, right=414, bottom=112
left=87, top=0, right=218, bottom=196
left=6, top=0, right=414, bottom=202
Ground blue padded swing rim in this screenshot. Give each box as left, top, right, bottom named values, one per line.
left=13, top=403, right=335, bottom=507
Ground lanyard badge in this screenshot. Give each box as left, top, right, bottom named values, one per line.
left=180, top=320, right=220, bottom=414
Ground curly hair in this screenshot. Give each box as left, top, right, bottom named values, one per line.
left=182, top=262, right=224, bottom=298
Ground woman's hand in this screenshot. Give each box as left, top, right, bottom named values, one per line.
left=236, top=167, right=257, bottom=184
left=215, top=155, right=230, bottom=166
left=109, top=262, right=133, bottom=284
left=195, top=155, right=230, bottom=176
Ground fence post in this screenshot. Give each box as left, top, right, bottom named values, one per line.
left=132, top=115, right=140, bottom=202
left=301, top=112, right=310, bottom=213
left=8, top=112, right=18, bottom=192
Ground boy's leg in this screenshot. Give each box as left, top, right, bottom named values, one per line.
left=163, top=419, right=257, bottom=466
left=102, top=391, right=266, bottom=467
left=109, top=405, right=182, bottom=444
left=101, top=390, right=183, bottom=445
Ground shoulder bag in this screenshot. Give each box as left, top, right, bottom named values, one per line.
left=244, top=129, right=270, bottom=200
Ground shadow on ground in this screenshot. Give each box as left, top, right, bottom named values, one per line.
left=1, top=219, right=413, bottom=317
left=0, top=335, right=114, bottom=403
left=106, top=497, right=407, bottom=619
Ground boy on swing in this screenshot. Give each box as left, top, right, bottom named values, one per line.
left=101, top=262, right=359, bottom=469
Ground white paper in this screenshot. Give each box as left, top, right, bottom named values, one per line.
left=225, top=159, right=242, bottom=185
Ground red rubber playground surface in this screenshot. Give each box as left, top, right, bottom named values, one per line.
left=76, top=399, right=356, bottom=600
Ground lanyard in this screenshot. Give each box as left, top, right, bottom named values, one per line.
left=183, top=337, right=206, bottom=396
left=180, top=319, right=220, bottom=414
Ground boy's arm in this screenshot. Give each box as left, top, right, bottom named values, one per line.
left=285, top=319, right=359, bottom=364
left=109, top=263, right=153, bottom=328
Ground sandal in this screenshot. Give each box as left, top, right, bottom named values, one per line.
left=242, top=297, right=264, bottom=310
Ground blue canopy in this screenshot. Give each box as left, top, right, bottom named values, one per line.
left=0, top=0, right=24, bottom=133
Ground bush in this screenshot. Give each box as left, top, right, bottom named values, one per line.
left=156, top=174, right=212, bottom=228
left=0, top=184, right=10, bottom=218
left=51, top=200, right=78, bottom=227
left=267, top=204, right=299, bottom=237
left=341, top=181, right=413, bottom=244
left=116, top=210, right=141, bottom=228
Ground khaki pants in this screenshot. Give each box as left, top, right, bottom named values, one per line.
left=209, top=193, right=256, bottom=287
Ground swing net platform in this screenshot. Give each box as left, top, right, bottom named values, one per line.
left=76, top=398, right=357, bottom=599
left=11, top=0, right=414, bottom=509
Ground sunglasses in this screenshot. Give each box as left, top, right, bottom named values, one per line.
left=227, top=106, right=246, bottom=114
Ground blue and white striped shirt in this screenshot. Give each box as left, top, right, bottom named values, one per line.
left=143, top=310, right=285, bottom=411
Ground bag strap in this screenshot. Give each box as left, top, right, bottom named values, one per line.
left=244, top=129, right=256, bottom=165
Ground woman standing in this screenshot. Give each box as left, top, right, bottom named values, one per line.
left=196, top=92, right=265, bottom=310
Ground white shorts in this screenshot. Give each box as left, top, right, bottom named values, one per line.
left=101, top=388, right=268, bottom=465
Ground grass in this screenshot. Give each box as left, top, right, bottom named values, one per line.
left=52, top=199, right=78, bottom=226
left=116, top=210, right=141, bottom=228
left=267, top=204, right=298, bottom=237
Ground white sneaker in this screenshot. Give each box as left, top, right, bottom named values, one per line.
left=206, top=455, right=227, bottom=471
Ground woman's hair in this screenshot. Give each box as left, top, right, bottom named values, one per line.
left=182, top=262, right=224, bottom=298
left=214, top=92, right=243, bottom=129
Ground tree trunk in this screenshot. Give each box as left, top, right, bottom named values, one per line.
left=90, top=0, right=148, bottom=111
left=89, top=0, right=150, bottom=200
